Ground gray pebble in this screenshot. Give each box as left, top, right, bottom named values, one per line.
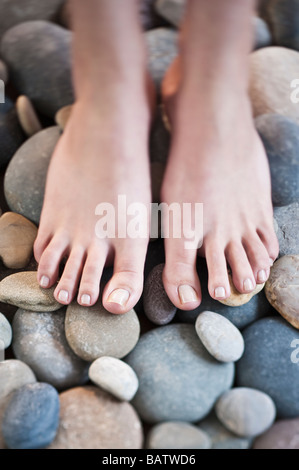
left=147, top=421, right=211, bottom=449
left=199, top=412, right=252, bottom=449
left=253, top=16, right=272, bottom=50
left=274, top=203, right=299, bottom=257
left=0, top=312, right=12, bottom=349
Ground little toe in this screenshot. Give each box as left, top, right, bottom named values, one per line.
left=77, top=243, right=108, bottom=307
left=37, top=235, right=69, bottom=288
left=226, top=241, right=256, bottom=294
left=54, top=245, right=86, bottom=305
left=205, top=240, right=230, bottom=300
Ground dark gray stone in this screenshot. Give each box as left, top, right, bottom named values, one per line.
left=0, top=98, right=24, bottom=168
left=253, top=16, right=272, bottom=50
left=263, top=0, right=299, bottom=50
left=274, top=203, right=299, bottom=257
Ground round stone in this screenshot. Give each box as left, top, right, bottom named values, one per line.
left=55, top=104, right=72, bottom=130
left=4, top=126, right=61, bottom=224
left=249, top=47, right=299, bottom=123
left=48, top=386, right=143, bottom=449
left=219, top=273, right=264, bottom=307
left=16, top=95, right=42, bottom=137
left=265, top=255, right=299, bottom=329
left=0, top=59, right=8, bottom=83
left=143, top=263, right=176, bottom=325
left=0, top=312, right=12, bottom=349
left=274, top=203, right=299, bottom=256
left=253, top=418, right=299, bottom=449
left=126, top=324, right=234, bottom=423
left=256, top=114, right=299, bottom=206
left=199, top=412, right=252, bottom=449
left=263, top=0, right=299, bottom=50
left=195, top=311, right=244, bottom=362
left=253, top=16, right=272, bottom=50
left=2, top=382, right=60, bottom=449
left=147, top=421, right=211, bottom=449
left=215, top=387, right=276, bottom=438
left=0, top=360, right=36, bottom=406
left=237, top=317, right=299, bottom=418
left=0, top=97, right=24, bottom=169
left=65, top=301, right=140, bottom=362
left=89, top=357, right=139, bottom=401
left=0, top=271, right=60, bottom=312
left=12, top=308, right=89, bottom=390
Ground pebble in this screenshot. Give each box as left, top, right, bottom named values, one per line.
left=1, top=20, right=74, bottom=117
left=274, top=203, right=299, bottom=256
left=253, top=418, right=299, bottom=449
left=48, top=386, right=143, bottom=449
left=249, top=47, right=299, bottom=123
left=0, top=312, right=12, bottom=349
left=16, top=95, right=42, bottom=137
left=4, top=126, right=61, bottom=224
left=219, top=272, right=265, bottom=307
left=155, top=0, right=185, bottom=27
left=256, top=114, right=299, bottom=206
left=12, top=308, right=89, bottom=390
left=195, top=311, right=244, bottom=363
left=143, top=264, right=176, bottom=325
left=0, top=359, right=36, bottom=406
left=0, top=271, right=60, bottom=312
left=0, top=212, right=37, bottom=269
left=263, top=0, right=299, bottom=51
left=253, top=16, right=272, bottom=50
left=237, top=317, right=299, bottom=418
left=89, top=357, right=139, bottom=401
left=65, top=301, right=140, bottom=362
left=147, top=421, right=211, bottom=449
left=55, top=104, right=72, bottom=130
left=126, top=324, right=234, bottom=423
left=199, top=412, right=252, bottom=449
left=0, top=97, right=24, bottom=169
left=215, top=387, right=276, bottom=438
left=0, top=59, right=8, bottom=84
left=265, top=255, right=299, bottom=329
left=2, top=382, right=60, bottom=449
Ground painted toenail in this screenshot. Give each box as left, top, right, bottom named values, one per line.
left=244, top=278, right=254, bottom=292
left=58, top=290, right=69, bottom=302
left=178, top=285, right=198, bottom=304
left=257, top=270, right=267, bottom=282
left=40, top=275, right=50, bottom=288
left=215, top=286, right=226, bottom=299
left=81, top=294, right=91, bottom=306
left=107, top=289, right=130, bottom=307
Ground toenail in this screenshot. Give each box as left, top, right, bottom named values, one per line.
left=40, top=275, right=50, bottom=288
left=244, top=278, right=254, bottom=292
left=178, top=285, right=198, bottom=304
left=257, top=270, right=267, bottom=282
left=58, top=290, right=69, bottom=302
left=214, top=286, right=226, bottom=299
left=80, top=294, right=91, bottom=306
left=107, top=289, right=130, bottom=307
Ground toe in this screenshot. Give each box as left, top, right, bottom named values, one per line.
left=243, top=233, right=272, bottom=284
left=77, top=243, right=108, bottom=307
left=54, top=244, right=86, bottom=305
left=33, top=230, right=52, bottom=263
left=37, top=234, right=69, bottom=288
left=226, top=241, right=256, bottom=294
left=257, top=225, right=279, bottom=264
left=205, top=239, right=230, bottom=300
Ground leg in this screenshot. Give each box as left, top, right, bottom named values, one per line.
left=34, top=0, right=153, bottom=313
left=161, top=0, right=278, bottom=309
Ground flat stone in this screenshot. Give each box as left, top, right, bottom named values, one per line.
left=2, top=382, right=60, bottom=449
left=218, top=272, right=264, bottom=307
left=16, top=95, right=42, bottom=137
left=0, top=312, right=12, bottom=349
left=0, top=59, right=8, bottom=84
left=126, top=324, right=234, bottom=423
left=0, top=359, right=36, bottom=406
left=274, top=203, right=299, bottom=256
left=155, top=0, right=185, bottom=27
left=199, top=412, right=252, bottom=449
left=48, top=386, right=143, bottom=449
left=215, top=387, right=276, bottom=438
left=265, top=255, right=299, bottom=329
left=12, top=308, right=89, bottom=390
left=253, top=418, right=299, bottom=449
left=237, top=317, right=299, bottom=418
left=65, top=301, right=140, bottom=362
left=55, top=104, right=72, bottom=130
left=0, top=97, right=24, bottom=169
left=263, top=0, right=299, bottom=50
left=147, top=421, right=211, bottom=449
left=4, top=126, right=61, bottom=224
left=0, top=212, right=37, bottom=269
left=253, top=16, right=272, bottom=49
left=195, top=311, right=244, bottom=363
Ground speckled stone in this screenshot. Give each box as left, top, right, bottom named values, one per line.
left=253, top=16, right=272, bottom=50
left=199, top=412, right=252, bottom=449
left=147, top=421, right=211, bottom=449
left=263, top=0, right=299, bottom=50
left=0, top=312, right=12, bottom=349
left=265, top=255, right=299, bottom=329
left=0, top=272, right=60, bottom=312
left=274, top=203, right=299, bottom=257
left=253, top=418, right=299, bottom=449
left=48, top=386, right=143, bottom=449
left=143, top=264, right=176, bottom=325
left=16, top=95, right=42, bottom=137
left=0, top=97, right=24, bottom=169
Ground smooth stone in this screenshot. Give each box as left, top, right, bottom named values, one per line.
left=253, top=16, right=272, bottom=50
left=147, top=421, right=211, bottom=449
left=155, top=0, right=185, bottom=27
left=249, top=47, right=299, bottom=123
left=0, top=312, right=12, bottom=349
left=0, top=271, right=60, bottom=312
left=274, top=203, right=299, bottom=256
left=1, top=20, right=74, bottom=117
left=16, top=95, right=42, bottom=137
left=0, top=60, right=8, bottom=84
left=2, top=382, right=59, bottom=449
left=143, top=263, right=176, bottom=325
left=265, top=255, right=299, bottom=329
left=215, top=387, right=276, bottom=438
left=4, top=126, right=61, bottom=224
left=89, top=357, right=138, bottom=401
left=55, top=104, right=72, bottom=130
left=150, top=161, right=165, bottom=203
left=65, top=301, right=140, bottom=362
left=256, top=114, right=299, bottom=206
left=195, top=311, right=244, bottom=363
left=199, top=412, right=252, bottom=449
left=12, top=308, right=89, bottom=390
left=263, top=0, right=299, bottom=50
left=0, top=97, right=24, bottom=168
left=218, top=272, right=264, bottom=307
left=253, top=418, right=299, bottom=449
left=237, top=317, right=299, bottom=418
left=48, top=386, right=143, bottom=449
left=0, top=212, right=37, bottom=269
left=145, top=28, right=178, bottom=90
left=126, top=324, right=234, bottom=423
left=0, top=359, right=36, bottom=406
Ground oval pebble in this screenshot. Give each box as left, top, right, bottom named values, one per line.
left=147, top=421, right=211, bottom=449
left=199, top=412, right=252, bottom=449
left=274, top=203, right=299, bottom=257
left=48, top=386, right=143, bottom=449
left=2, top=383, right=59, bottom=449
left=16, top=95, right=42, bottom=137
left=0, top=359, right=36, bottom=407
left=218, top=272, right=264, bottom=307
left=89, top=357, right=139, bottom=401
left=0, top=312, right=12, bottom=349
left=215, top=387, right=276, bottom=438
left=253, top=418, right=299, bottom=449
left=195, top=311, right=244, bottom=363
